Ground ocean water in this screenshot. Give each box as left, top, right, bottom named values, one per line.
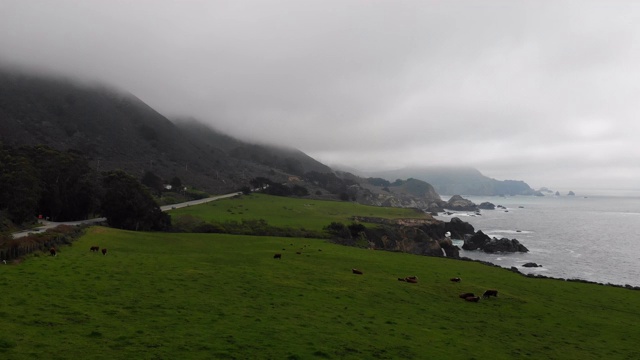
left=435, top=192, right=640, bottom=287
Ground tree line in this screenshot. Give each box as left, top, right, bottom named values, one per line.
left=0, top=144, right=169, bottom=232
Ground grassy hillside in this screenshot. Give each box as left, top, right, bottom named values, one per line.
left=170, top=193, right=429, bottom=232
left=1, top=226, right=639, bottom=359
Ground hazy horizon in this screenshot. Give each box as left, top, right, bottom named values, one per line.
left=1, top=1, right=639, bottom=191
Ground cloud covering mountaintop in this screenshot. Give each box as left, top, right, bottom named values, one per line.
left=1, top=0, right=639, bottom=191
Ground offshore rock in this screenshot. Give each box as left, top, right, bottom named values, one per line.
left=444, top=217, right=475, bottom=240
left=482, top=238, right=529, bottom=253
left=445, top=195, right=477, bottom=211
left=462, top=230, right=491, bottom=250
left=462, top=231, right=529, bottom=253
left=478, top=202, right=496, bottom=210
left=523, top=262, right=541, bottom=267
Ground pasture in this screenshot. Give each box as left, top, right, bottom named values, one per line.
left=1, top=226, right=639, bottom=359
left=169, top=193, right=429, bottom=231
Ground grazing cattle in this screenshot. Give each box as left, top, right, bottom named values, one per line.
left=405, top=277, right=418, bottom=283
left=397, top=277, right=406, bottom=281
left=459, top=292, right=475, bottom=299
left=101, top=248, right=108, bottom=255
left=352, top=269, right=363, bottom=275
left=482, top=290, right=498, bottom=299
left=90, top=246, right=99, bottom=252
left=465, top=296, right=480, bottom=302
left=296, top=251, right=301, bottom=255
left=49, top=247, right=57, bottom=256
left=273, top=253, right=282, bottom=259
left=450, top=277, right=461, bottom=282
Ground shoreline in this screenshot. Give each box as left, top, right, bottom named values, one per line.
left=456, top=255, right=640, bottom=291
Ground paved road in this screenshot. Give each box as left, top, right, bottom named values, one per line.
left=11, top=191, right=242, bottom=239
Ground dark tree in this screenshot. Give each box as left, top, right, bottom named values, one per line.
left=169, top=176, right=182, bottom=190
left=291, top=185, right=309, bottom=196
left=141, top=171, right=164, bottom=195
left=102, top=170, right=170, bottom=231
left=7, top=145, right=99, bottom=222
left=250, top=177, right=272, bottom=189
left=0, top=146, right=40, bottom=224
left=263, top=183, right=292, bottom=197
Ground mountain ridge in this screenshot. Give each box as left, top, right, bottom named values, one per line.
left=0, top=66, right=539, bottom=205
left=0, top=67, right=328, bottom=194
left=359, top=166, right=541, bottom=196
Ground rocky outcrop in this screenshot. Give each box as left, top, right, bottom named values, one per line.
left=444, top=217, right=475, bottom=239
left=439, top=237, right=460, bottom=258
left=352, top=216, right=440, bottom=227
left=482, top=238, right=528, bottom=253
left=445, top=195, right=477, bottom=211
left=354, top=187, right=446, bottom=211
left=522, top=262, right=541, bottom=268
left=478, top=202, right=495, bottom=210
left=462, top=230, right=529, bottom=253
left=462, top=230, right=491, bottom=251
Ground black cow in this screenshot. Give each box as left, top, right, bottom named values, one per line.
left=450, top=277, right=461, bottom=282
left=459, top=292, right=475, bottom=299
left=482, top=289, right=498, bottom=298
left=273, top=253, right=282, bottom=259
left=465, top=296, right=480, bottom=302
left=90, top=246, right=99, bottom=252
left=352, top=269, right=363, bottom=275
left=49, top=247, right=57, bottom=256
left=101, top=248, right=108, bottom=255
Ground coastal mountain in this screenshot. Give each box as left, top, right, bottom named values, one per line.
left=366, top=166, right=542, bottom=196
left=0, top=66, right=537, bottom=208
left=173, top=117, right=332, bottom=175
left=0, top=68, right=329, bottom=193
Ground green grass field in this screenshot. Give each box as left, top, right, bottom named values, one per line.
left=170, top=193, right=428, bottom=231
left=1, top=225, right=639, bottom=359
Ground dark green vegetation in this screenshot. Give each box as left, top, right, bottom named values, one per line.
left=1, top=226, right=638, bottom=359
left=101, top=171, right=170, bottom=231
left=0, top=144, right=170, bottom=232
left=0, top=144, right=99, bottom=224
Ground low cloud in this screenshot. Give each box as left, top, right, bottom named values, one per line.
left=1, top=0, right=639, bottom=190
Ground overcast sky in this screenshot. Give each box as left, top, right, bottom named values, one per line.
left=1, top=0, right=639, bottom=191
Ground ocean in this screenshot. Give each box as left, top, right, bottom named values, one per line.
left=435, top=191, right=640, bottom=287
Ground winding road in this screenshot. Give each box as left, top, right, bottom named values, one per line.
left=11, top=191, right=242, bottom=239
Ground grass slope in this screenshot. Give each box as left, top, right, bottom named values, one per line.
left=171, top=193, right=429, bottom=231
left=1, top=226, right=639, bottom=359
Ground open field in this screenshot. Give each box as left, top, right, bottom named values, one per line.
left=1, top=226, right=639, bottom=359
left=169, top=193, right=429, bottom=232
